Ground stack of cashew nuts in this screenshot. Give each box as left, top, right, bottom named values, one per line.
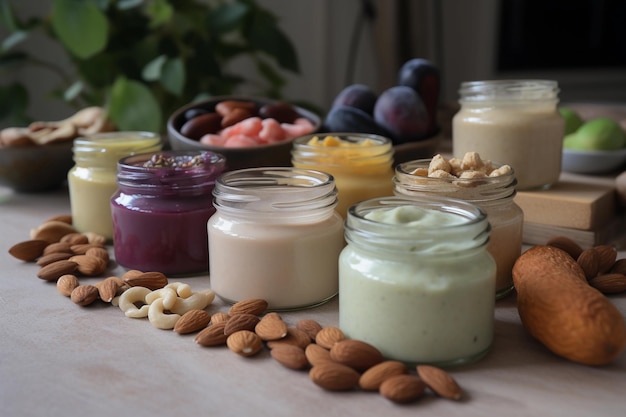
left=115, top=282, right=215, bottom=330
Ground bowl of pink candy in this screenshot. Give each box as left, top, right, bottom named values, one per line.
left=167, top=96, right=321, bottom=170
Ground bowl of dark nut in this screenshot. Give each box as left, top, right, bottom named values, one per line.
left=167, top=96, right=322, bottom=171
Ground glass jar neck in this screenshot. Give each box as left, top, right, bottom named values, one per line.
left=213, top=167, right=339, bottom=223
left=117, top=151, right=226, bottom=197
left=73, top=132, right=162, bottom=169
left=394, top=159, right=517, bottom=203
left=291, top=133, right=394, bottom=169
left=458, top=80, right=559, bottom=108
left=345, top=196, right=491, bottom=256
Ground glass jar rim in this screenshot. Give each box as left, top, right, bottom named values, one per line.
left=458, top=79, right=559, bottom=101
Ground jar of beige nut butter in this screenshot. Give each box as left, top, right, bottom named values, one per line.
left=452, top=80, right=564, bottom=190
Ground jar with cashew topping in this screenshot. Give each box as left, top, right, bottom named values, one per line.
left=394, top=152, right=522, bottom=299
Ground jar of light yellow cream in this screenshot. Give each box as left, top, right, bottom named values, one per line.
left=452, top=80, right=564, bottom=190
left=394, top=154, right=522, bottom=299
left=68, top=132, right=162, bottom=240
left=339, top=196, right=496, bottom=366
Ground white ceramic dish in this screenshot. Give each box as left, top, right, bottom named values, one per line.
left=561, top=148, right=626, bottom=175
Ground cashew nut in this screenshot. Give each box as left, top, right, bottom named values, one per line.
left=118, top=286, right=152, bottom=318
left=170, top=289, right=215, bottom=315
left=165, top=282, right=192, bottom=298
left=145, top=287, right=178, bottom=310
left=148, top=298, right=181, bottom=330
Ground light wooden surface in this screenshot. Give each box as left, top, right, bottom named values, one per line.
left=1, top=184, right=625, bottom=417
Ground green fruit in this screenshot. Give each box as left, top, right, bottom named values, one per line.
left=559, top=107, right=584, bottom=135
left=563, top=118, right=626, bottom=151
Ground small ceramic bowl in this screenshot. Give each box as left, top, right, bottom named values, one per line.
left=167, top=96, right=321, bottom=171
left=0, top=141, right=74, bottom=192
left=561, top=148, right=626, bottom=175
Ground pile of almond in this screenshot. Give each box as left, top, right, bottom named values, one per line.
left=547, top=236, right=626, bottom=294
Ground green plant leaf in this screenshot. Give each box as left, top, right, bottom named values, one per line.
left=0, top=82, right=29, bottom=124
left=161, top=57, right=185, bottom=97
left=51, top=0, right=109, bottom=59
left=108, top=77, right=162, bottom=132
left=209, top=2, right=249, bottom=34
left=145, top=0, right=174, bottom=28
left=143, top=55, right=167, bottom=81
left=247, top=11, right=299, bottom=73
left=64, top=80, right=84, bottom=102
left=0, top=0, right=18, bottom=32
left=1, top=30, right=28, bottom=51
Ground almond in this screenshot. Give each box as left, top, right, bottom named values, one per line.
left=359, top=360, right=408, bottom=391
left=255, top=312, right=288, bottom=341
left=270, top=344, right=309, bottom=369
left=379, top=374, right=426, bottom=403
left=70, top=243, right=104, bottom=255
left=228, top=298, right=268, bottom=316
left=295, top=319, right=323, bottom=341
left=577, top=248, right=600, bottom=280
left=546, top=236, right=584, bottom=259
left=70, top=284, right=99, bottom=306
left=37, top=259, right=78, bottom=281
left=36, top=252, right=72, bottom=267
left=593, top=245, right=618, bottom=274
left=309, top=362, right=360, bottom=391
left=44, top=214, right=73, bottom=224
left=95, top=276, right=122, bottom=302
left=83, top=231, right=107, bottom=246
left=330, top=339, right=384, bottom=371
left=8, top=239, right=48, bottom=261
left=31, top=220, right=76, bottom=243
left=417, top=365, right=463, bottom=400
left=210, top=311, right=230, bottom=324
left=315, top=326, right=346, bottom=349
left=124, top=271, right=168, bottom=290
left=70, top=254, right=107, bottom=276
left=588, top=273, right=626, bottom=294
left=224, top=313, right=260, bottom=336
left=60, top=232, right=89, bottom=245
left=42, top=242, right=73, bottom=256
left=266, top=327, right=312, bottom=349
left=610, top=258, right=626, bottom=275
left=56, top=274, right=79, bottom=296
left=195, top=322, right=228, bottom=347
left=174, top=309, right=212, bottom=334
left=305, top=343, right=333, bottom=366
left=85, top=246, right=110, bottom=263
left=226, top=330, right=263, bottom=357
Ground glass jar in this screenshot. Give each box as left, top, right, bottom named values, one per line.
left=68, top=131, right=162, bottom=240
left=452, top=80, right=564, bottom=190
left=291, top=133, right=395, bottom=217
left=339, top=196, right=496, bottom=367
left=208, top=167, right=345, bottom=310
left=111, top=150, right=226, bottom=276
left=394, top=159, right=522, bottom=299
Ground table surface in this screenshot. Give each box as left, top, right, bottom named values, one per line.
left=1, top=179, right=625, bottom=417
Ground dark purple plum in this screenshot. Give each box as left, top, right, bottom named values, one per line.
left=373, top=86, right=430, bottom=143
left=331, top=84, right=378, bottom=115
left=397, top=58, right=440, bottom=134
left=323, top=105, right=391, bottom=137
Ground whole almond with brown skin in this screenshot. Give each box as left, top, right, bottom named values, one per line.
left=70, top=284, right=99, bottom=306
left=42, top=242, right=73, bottom=256
left=271, top=344, right=309, bottom=370
left=210, top=311, right=230, bottom=324
left=95, top=276, right=122, bottom=302
left=610, top=258, right=626, bottom=275
left=359, top=360, right=408, bottom=391
left=124, top=271, right=168, bottom=290
left=83, top=231, right=107, bottom=246
left=305, top=343, right=332, bottom=366
left=330, top=339, right=384, bottom=371
left=44, top=214, right=73, bottom=224
left=226, top=330, right=263, bottom=357
left=70, top=255, right=107, bottom=276
left=255, top=312, right=288, bottom=341
left=60, top=232, right=89, bottom=245
left=195, top=322, right=228, bottom=346
left=309, top=362, right=360, bottom=391
left=36, top=252, right=72, bottom=267
left=85, top=247, right=109, bottom=263
left=267, top=327, right=312, bottom=349
left=588, top=273, right=626, bottom=294
left=56, top=274, right=79, bottom=296
left=31, top=220, right=76, bottom=243
left=174, top=309, right=212, bottom=334
left=8, top=239, right=48, bottom=261
left=296, top=319, right=323, bottom=341
left=577, top=248, right=600, bottom=280
left=417, top=365, right=463, bottom=400
left=315, top=326, right=345, bottom=349
left=71, top=243, right=104, bottom=255
left=379, top=374, right=426, bottom=403
left=547, top=236, right=584, bottom=259
left=593, top=245, right=618, bottom=274
left=224, top=313, right=260, bottom=336
left=37, top=260, right=78, bottom=281
left=228, top=298, right=268, bottom=316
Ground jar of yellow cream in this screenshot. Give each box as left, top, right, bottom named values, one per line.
left=339, top=196, right=496, bottom=366
left=291, top=133, right=394, bottom=217
left=452, top=80, right=564, bottom=190
left=68, top=132, right=162, bottom=240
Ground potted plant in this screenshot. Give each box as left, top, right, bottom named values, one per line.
left=0, top=0, right=300, bottom=132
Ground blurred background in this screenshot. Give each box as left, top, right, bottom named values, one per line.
left=2, top=0, right=626, bottom=129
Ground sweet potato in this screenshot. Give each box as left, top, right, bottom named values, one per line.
left=512, top=245, right=626, bottom=365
